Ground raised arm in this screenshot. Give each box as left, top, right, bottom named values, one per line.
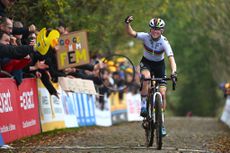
left=168, top=56, right=177, bottom=75
left=125, top=16, right=137, bottom=37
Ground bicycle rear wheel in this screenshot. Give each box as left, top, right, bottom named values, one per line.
left=145, top=94, right=154, bottom=147
left=155, top=94, right=162, bottom=150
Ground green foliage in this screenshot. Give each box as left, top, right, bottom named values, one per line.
left=8, top=0, right=71, bottom=28
left=7, top=0, right=229, bottom=116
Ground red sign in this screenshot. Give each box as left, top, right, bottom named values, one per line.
left=18, top=78, right=41, bottom=138
left=0, top=78, right=21, bottom=143
left=0, top=78, right=41, bottom=143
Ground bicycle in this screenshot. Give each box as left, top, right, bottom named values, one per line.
left=141, top=76, right=176, bottom=150
left=99, top=54, right=176, bottom=149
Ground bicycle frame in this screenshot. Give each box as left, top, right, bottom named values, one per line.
left=142, top=76, right=175, bottom=149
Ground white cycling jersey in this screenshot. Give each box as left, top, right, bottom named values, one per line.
left=136, top=32, right=174, bottom=62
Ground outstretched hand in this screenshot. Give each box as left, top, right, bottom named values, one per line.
left=125, top=15, right=133, bottom=24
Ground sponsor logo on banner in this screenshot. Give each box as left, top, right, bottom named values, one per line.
left=221, top=96, right=230, bottom=127
left=0, top=124, right=16, bottom=133
left=0, top=78, right=40, bottom=143
left=20, top=89, right=35, bottom=110
left=0, top=78, right=21, bottom=143
left=18, top=78, right=41, bottom=138
left=0, top=90, right=13, bottom=113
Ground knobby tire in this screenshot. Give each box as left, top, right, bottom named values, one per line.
left=155, top=94, right=162, bottom=150
left=145, top=94, right=154, bottom=147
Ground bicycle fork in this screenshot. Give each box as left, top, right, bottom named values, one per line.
left=142, top=92, right=165, bottom=129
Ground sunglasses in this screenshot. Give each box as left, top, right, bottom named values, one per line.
left=151, top=27, right=162, bottom=30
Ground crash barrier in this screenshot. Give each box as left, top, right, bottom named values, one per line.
left=0, top=78, right=41, bottom=144
left=221, top=96, right=230, bottom=127
left=0, top=78, right=141, bottom=144
left=37, top=78, right=142, bottom=131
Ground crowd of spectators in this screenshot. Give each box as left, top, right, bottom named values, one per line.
left=0, top=0, right=141, bottom=111
left=0, top=0, right=39, bottom=84
left=0, top=0, right=104, bottom=97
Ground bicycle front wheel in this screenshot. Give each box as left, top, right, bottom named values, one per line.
left=145, top=94, right=154, bottom=147
left=155, top=94, right=163, bottom=150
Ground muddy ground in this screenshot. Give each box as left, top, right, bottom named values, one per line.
left=1, top=117, right=230, bottom=153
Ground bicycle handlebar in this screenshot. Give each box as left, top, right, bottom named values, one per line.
left=171, top=77, right=177, bottom=90
left=141, top=77, right=177, bottom=90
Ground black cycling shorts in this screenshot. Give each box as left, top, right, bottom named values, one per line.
left=139, top=57, right=167, bottom=86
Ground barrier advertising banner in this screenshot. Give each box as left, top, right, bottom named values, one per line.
left=0, top=78, right=21, bottom=143
left=0, top=76, right=150, bottom=144
left=18, top=78, right=41, bottom=138
left=37, top=80, right=66, bottom=132
left=75, top=93, right=96, bottom=126
left=0, top=78, right=41, bottom=143
left=126, top=93, right=142, bottom=121
left=221, top=96, right=230, bottom=127
left=109, top=92, right=128, bottom=125
left=95, top=93, right=112, bottom=127
left=61, top=91, right=78, bottom=128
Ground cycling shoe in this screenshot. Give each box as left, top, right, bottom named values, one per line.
left=140, top=107, right=147, bottom=117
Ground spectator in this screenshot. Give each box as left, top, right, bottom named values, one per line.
left=65, top=64, right=103, bottom=85
left=22, top=32, right=45, bottom=78
left=0, top=16, right=13, bottom=34
left=56, top=22, right=69, bottom=35
left=13, top=20, right=23, bottom=45
left=0, top=30, right=31, bottom=84
left=0, top=17, right=17, bottom=46
left=0, top=18, right=30, bottom=84
left=220, top=82, right=230, bottom=98
left=19, top=32, right=58, bottom=97
left=0, top=30, right=35, bottom=59
left=225, top=83, right=230, bottom=95
left=39, top=29, right=103, bottom=85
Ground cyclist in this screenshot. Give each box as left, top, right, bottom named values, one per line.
left=125, top=16, right=177, bottom=136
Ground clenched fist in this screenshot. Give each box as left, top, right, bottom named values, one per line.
left=125, top=16, right=133, bottom=24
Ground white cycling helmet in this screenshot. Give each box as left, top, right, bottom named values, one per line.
left=149, top=18, right=165, bottom=29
